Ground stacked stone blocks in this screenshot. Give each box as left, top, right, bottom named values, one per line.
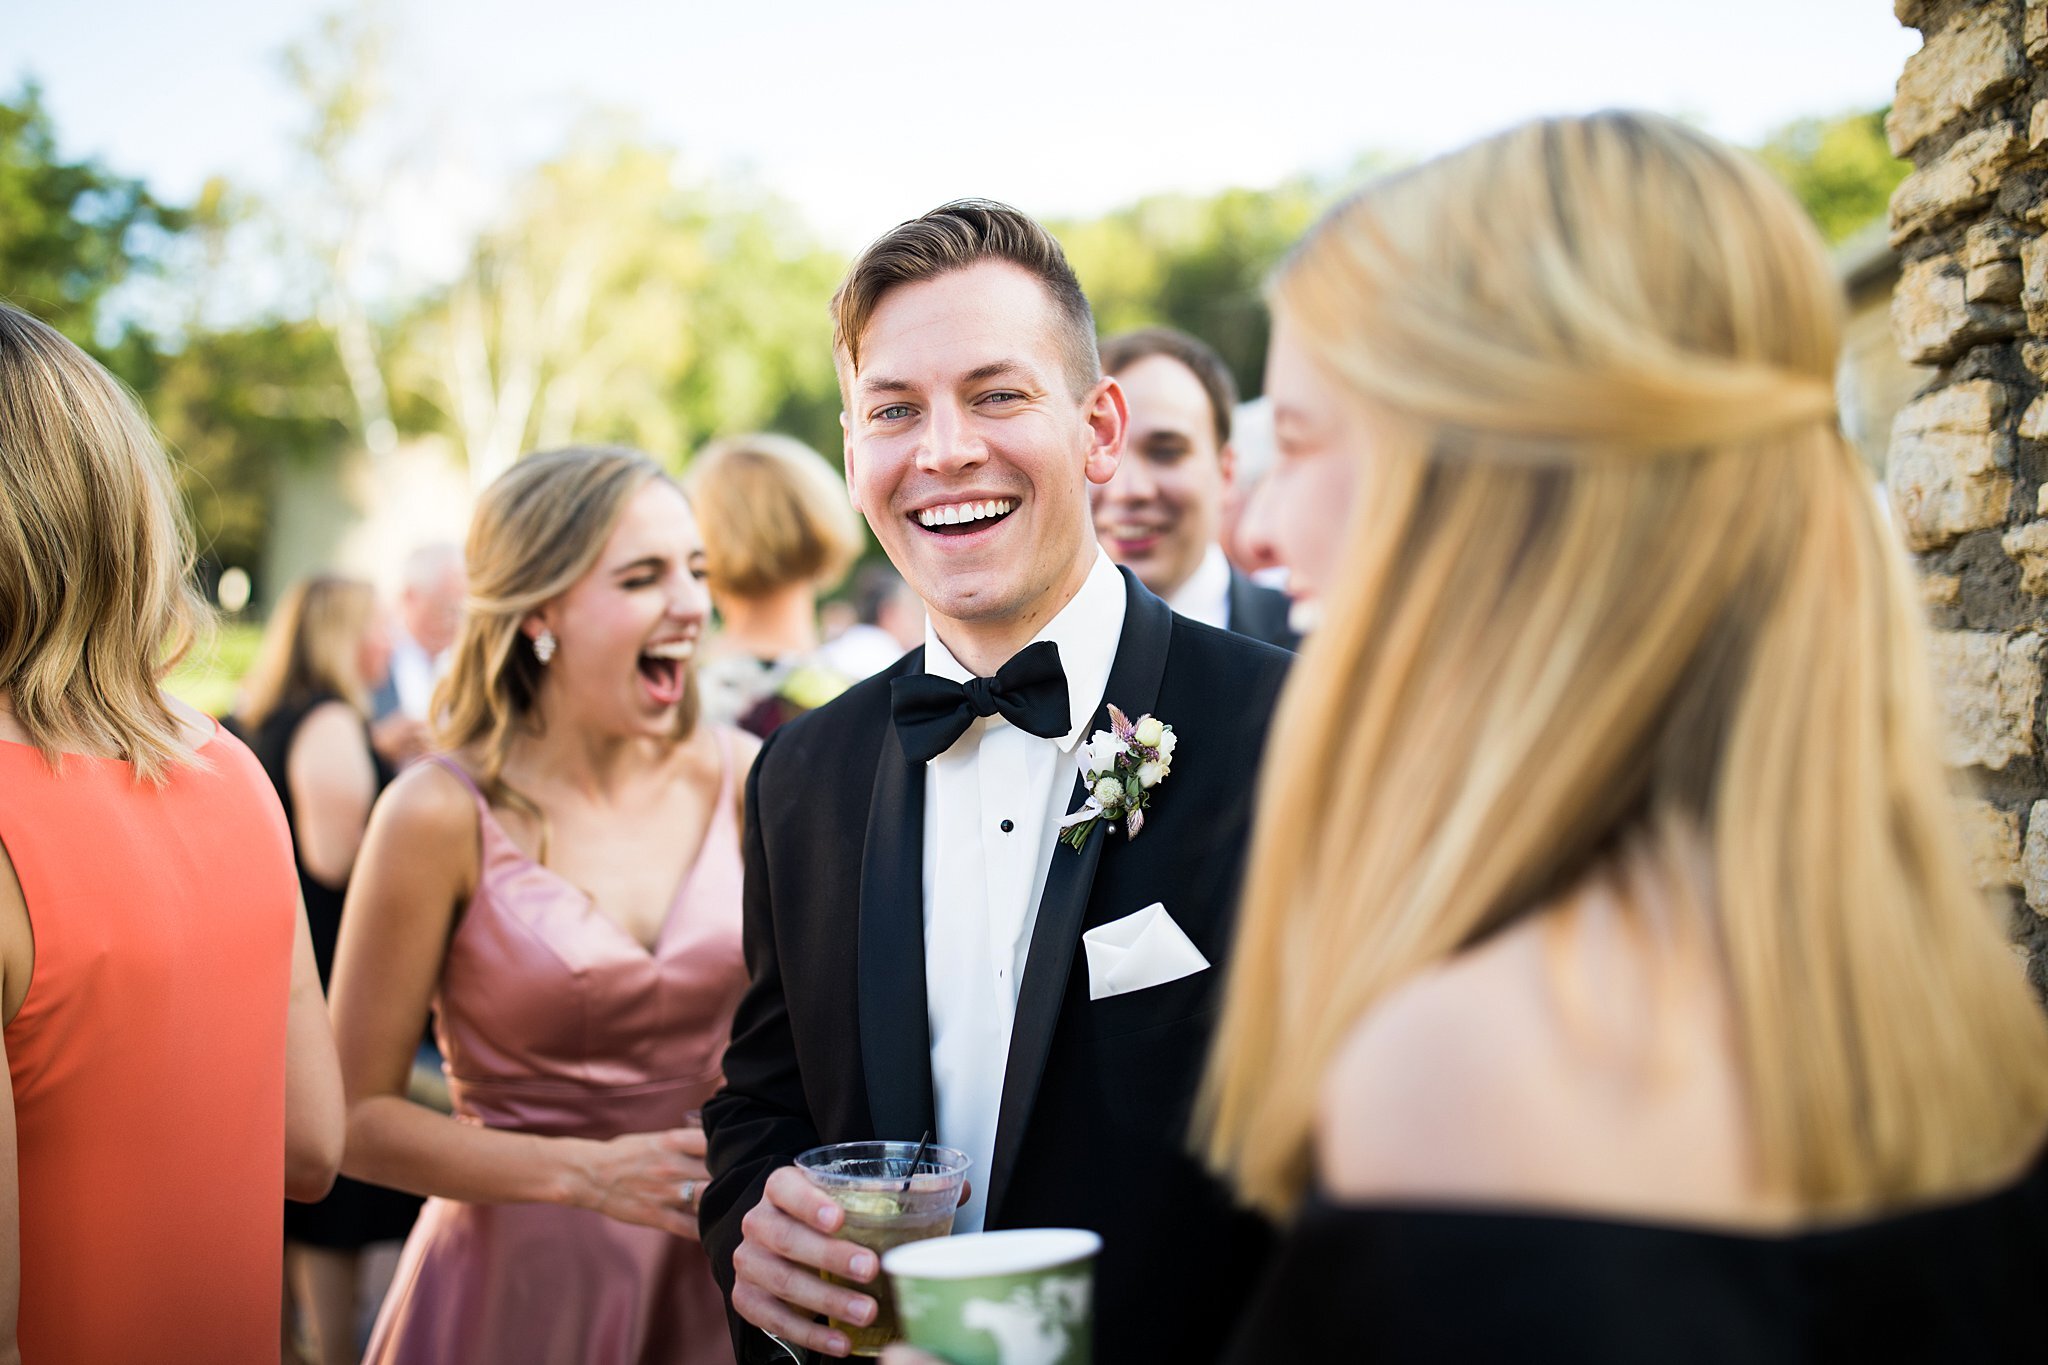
left=1887, top=0, right=2048, bottom=988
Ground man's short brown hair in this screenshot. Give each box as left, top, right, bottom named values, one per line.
left=831, top=199, right=1100, bottom=400
left=1099, top=326, right=1239, bottom=448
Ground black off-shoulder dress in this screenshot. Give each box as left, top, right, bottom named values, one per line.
left=1222, top=1147, right=2048, bottom=1363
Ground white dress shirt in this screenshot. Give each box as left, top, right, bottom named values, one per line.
left=1164, top=543, right=1232, bottom=631
left=387, top=626, right=446, bottom=721
left=921, top=551, right=1127, bottom=1234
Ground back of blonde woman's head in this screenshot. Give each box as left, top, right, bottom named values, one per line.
left=684, top=433, right=862, bottom=600
left=435, top=446, right=695, bottom=803
left=1204, top=111, right=2048, bottom=1217
left=237, top=576, right=380, bottom=730
left=0, top=302, right=205, bottom=783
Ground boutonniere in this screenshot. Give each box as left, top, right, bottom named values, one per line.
left=1058, top=704, right=1177, bottom=850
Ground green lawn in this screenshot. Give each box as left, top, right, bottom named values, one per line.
left=164, top=622, right=265, bottom=719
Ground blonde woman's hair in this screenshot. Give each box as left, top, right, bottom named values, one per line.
left=434, top=447, right=698, bottom=822
left=1201, top=111, right=2048, bottom=1219
left=0, top=301, right=208, bottom=784
left=684, top=433, right=862, bottom=599
left=237, top=576, right=380, bottom=730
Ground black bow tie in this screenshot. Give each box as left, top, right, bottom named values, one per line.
left=890, top=640, right=1071, bottom=765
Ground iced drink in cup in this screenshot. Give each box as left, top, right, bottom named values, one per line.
left=796, top=1141, right=972, bottom=1357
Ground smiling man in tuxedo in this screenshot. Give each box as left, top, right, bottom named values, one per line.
left=700, top=201, right=1289, bottom=1363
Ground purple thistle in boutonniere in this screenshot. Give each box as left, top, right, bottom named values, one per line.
left=1058, top=703, right=1178, bottom=851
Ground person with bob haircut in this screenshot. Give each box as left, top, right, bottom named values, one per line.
left=686, top=432, right=866, bottom=737
left=1194, top=111, right=2048, bottom=1360
left=333, top=446, right=757, bottom=1365
left=235, top=575, right=422, bottom=1365
left=0, top=301, right=343, bottom=1363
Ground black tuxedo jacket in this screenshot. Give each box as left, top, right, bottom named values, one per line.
left=1225, top=569, right=1301, bottom=652
left=702, top=570, right=1290, bottom=1364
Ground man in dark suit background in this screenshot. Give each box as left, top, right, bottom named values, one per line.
left=1092, top=327, right=1300, bottom=651
left=700, top=201, right=1289, bottom=1362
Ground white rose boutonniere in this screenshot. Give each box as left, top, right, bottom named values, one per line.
left=1058, top=704, right=1177, bottom=850
left=1083, top=732, right=1128, bottom=774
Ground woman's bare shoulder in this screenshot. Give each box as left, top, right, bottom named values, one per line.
left=723, top=724, right=763, bottom=774
left=1315, top=929, right=1553, bottom=1200
left=287, top=700, right=370, bottom=762
left=674, top=722, right=757, bottom=784
left=1316, top=887, right=1756, bottom=1221
left=374, top=755, right=480, bottom=834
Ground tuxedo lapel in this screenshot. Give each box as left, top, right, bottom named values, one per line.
left=858, top=659, right=937, bottom=1142
left=986, top=570, right=1173, bottom=1223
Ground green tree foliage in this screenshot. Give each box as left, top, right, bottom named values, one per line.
left=0, top=82, right=185, bottom=351
left=138, top=321, right=352, bottom=576
left=1058, top=181, right=1326, bottom=401
left=663, top=192, right=847, bottom=464
left=11, top=38, right=1913, bottom=607
left=396, top=126, right=846, bottom=486
left=1756, top=108, right=1909, bottom=244
left=0, top=86, right=345, bottom=582
left=280, top=9, right=402, bottom=460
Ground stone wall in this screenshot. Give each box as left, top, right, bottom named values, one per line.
left=1887, top=0, right=2048, bottom=993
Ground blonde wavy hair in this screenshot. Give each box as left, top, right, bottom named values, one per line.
left=0, top=302, right=207, bottom=784
left=433, top=447, right=698, bottom=826
left=237, top=576, right=380, bottom=730
left=1201, top=112, right=2048, bottom=1219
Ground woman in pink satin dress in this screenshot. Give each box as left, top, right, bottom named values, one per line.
left=331, top=447, right=758, bottom=1364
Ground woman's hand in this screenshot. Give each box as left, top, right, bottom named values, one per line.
left=574, top=1125, right=711, bottom=1240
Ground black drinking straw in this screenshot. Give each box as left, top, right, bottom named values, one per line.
left=900, top=1130, right=933, bottom=1192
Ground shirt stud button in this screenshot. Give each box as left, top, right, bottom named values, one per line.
left=999, top=819, right=1015, bottom=833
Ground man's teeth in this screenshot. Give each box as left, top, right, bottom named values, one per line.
left=643, top=641, right=696, bottom=660
left=917, top=499, right=1016, bottom=528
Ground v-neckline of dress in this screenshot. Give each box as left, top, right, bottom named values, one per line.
left=471, top=739, right=731, bottom=958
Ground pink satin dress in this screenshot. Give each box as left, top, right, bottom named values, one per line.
left=365, top=738, right=745, bottom=1365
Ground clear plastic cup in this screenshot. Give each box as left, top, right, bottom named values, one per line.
left=795, top=1141, right=972, bottom=1357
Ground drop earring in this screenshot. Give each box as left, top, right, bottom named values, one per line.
left=533, top=627, right=557, bottom=665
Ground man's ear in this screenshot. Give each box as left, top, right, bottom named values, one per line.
left=840, top=410, right=869, bottom=518
left=1083, top=375, right=1127, bottom=487
left=1217, top=440, right=1238, bottom=492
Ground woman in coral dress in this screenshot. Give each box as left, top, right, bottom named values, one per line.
left=0, top=301, right=343, bottom=1364
left=333, top=447, right=756, bottom=1364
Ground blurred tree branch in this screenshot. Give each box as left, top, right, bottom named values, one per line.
left=283, top=8, right=399, bottom=463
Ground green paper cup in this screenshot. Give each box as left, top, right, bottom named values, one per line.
left=882, top=1227, right=1101, bottom=1365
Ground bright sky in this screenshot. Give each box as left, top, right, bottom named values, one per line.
left=17, top=0, right=1919, bottom=267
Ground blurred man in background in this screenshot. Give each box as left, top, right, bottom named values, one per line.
left=370, top=542, right=465, bottom=764
left=1092, top=327, right=1297, bottom=649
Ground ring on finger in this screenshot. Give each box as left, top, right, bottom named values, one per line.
left=680, top=1178, right=699, bottom=1208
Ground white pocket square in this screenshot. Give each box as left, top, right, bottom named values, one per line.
left=1082, top=903, right=1210, bottom=1002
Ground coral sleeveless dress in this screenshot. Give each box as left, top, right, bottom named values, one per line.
left=364, top=737, right=746, bottom=1365
left=0, top=725, right=297, bottom=1364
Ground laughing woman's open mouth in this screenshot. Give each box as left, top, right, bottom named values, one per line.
left=637, top=639, right=694, bottom=707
